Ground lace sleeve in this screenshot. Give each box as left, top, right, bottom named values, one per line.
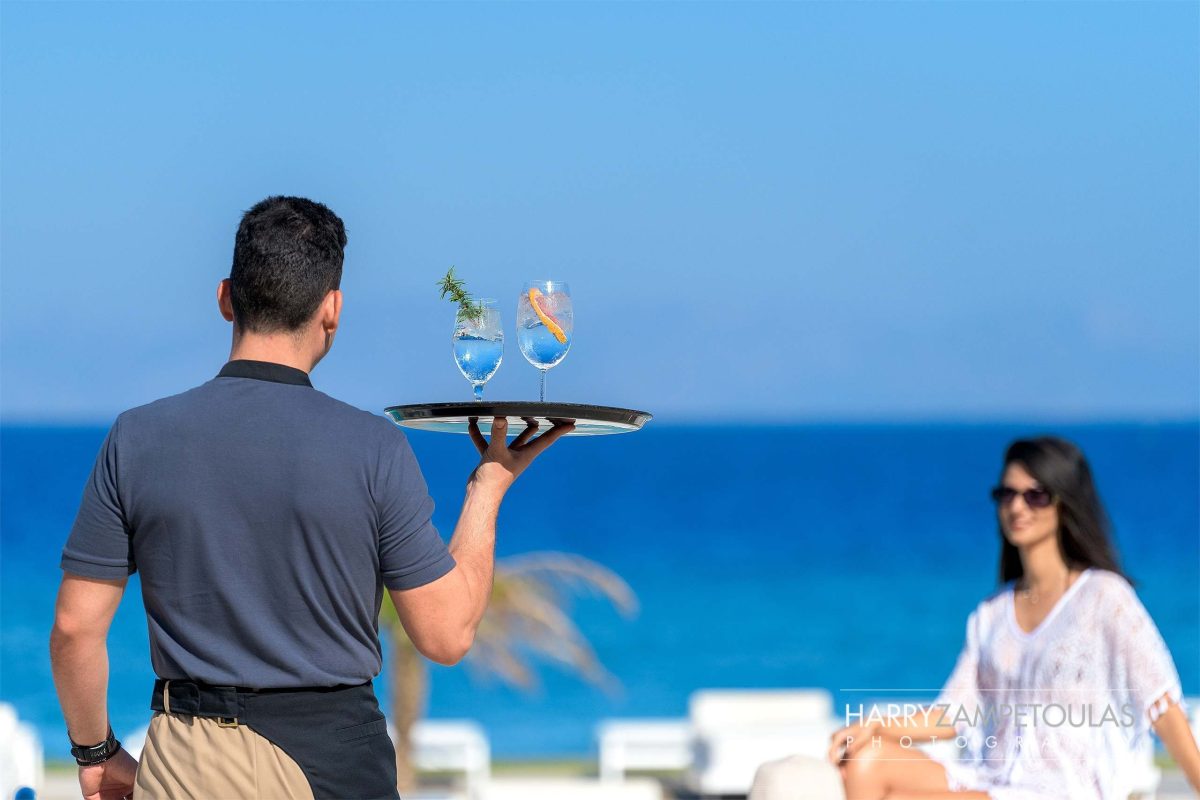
left=1102, top=575, right=1184, bottom=741
left=934, top=609, right=983, bottom=742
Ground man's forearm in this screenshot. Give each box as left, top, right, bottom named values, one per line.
left=50, top=627, right=111, bottom=745
left=395, top=416, right=570, bottom=664
left=448, top=478, right=506, bottom=631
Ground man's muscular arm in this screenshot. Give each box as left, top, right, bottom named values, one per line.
left=51, top=573, right=139, bottom=800
left=51, top=575, right=125, bottom=744
left=390, top=417, right=571, bottom=665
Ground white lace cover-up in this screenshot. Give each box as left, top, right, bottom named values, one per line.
left=929, top=569, right=1184, bottom=799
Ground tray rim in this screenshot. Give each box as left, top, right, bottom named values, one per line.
left=383, top=401, right=653, bottom=433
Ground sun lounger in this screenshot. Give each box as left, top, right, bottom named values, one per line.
left=596, top=718, right=693, bottom=781
left=408, top=719, right=491, bottom=799
left=686, top=689, right=839, bottom=796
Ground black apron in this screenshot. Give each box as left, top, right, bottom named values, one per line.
left=151, top=678, right=399, bottom=800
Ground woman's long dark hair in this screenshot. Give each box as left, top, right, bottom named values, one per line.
left=997, top=436, right=1129, bottom=585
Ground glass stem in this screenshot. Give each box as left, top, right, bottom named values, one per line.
left=539, top=369, right=547, bottom=402
left=474, top=383, right=484, bottom=402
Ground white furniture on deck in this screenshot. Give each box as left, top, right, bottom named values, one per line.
left=0, top=703, right=44, bottom=800
left=598, top=689, right=840, bottom=795
left=597, top=718, right=694, bottom=781
left=686, top=689, right=840, bottom=796
left=410, top=720, right=491, bottom=800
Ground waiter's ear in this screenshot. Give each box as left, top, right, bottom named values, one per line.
left=319, top=289, right=342, bottom=335
left=217, top=279, right=235, bottom=323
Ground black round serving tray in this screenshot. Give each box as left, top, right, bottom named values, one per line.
left=384, top=401, right=652, bottom=437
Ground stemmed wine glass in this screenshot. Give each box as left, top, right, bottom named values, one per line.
left=517, top=280, right=572, bottom=402
left=452, top=299, right=503, bottom=402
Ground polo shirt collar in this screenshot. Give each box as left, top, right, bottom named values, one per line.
left=217, top=360, right=313, bottom=387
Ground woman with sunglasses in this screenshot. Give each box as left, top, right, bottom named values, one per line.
left=827, top=436, right=1200, bottom=799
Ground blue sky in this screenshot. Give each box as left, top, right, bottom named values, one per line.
left=2, top=1, right=1196, bottom=422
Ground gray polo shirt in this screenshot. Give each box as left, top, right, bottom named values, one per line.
left=61, top=359, right=456, bottom=689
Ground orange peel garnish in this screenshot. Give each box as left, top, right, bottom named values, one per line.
left=528, top=288, right=568, bottom=344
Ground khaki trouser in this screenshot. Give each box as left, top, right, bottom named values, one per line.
left=135, top=685, right=315, bottom=800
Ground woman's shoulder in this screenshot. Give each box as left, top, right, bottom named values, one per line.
left=1076, top=568, right=1150, bottom=622
left=1080, top=567, right=1137, bottom=602
left=965, top=582, right=1016, bottom=628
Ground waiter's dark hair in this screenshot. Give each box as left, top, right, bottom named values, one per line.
left=997, top=436, right=1129, bottom=585
left=230, top=196, right=347, bottom=333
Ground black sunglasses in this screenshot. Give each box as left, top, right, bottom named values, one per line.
left=990, top=486, right=1055, bottom=509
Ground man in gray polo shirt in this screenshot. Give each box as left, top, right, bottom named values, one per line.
left=49, top=196, right=571, bottom=799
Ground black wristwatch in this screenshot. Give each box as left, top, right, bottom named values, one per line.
left=69, top=726, right=122, bottom=766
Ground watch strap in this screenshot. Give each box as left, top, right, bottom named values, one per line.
left=69, top=726, right=122, bottom=766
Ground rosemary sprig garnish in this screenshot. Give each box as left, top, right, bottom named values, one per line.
left=437, top=266, right=485, bottom=323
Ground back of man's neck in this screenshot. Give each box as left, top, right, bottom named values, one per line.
left=228, top=338, right=315, bottom=374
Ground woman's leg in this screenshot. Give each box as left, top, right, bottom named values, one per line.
left=840, top=739, right=988, bottom=800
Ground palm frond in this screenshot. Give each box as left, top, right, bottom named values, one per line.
left=379, top=551, right=637, bottom=696
left=463, top=552, right=637, bottom=694
left=497, top=552, right=639, bottom=617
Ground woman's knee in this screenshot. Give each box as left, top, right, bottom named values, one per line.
left=842, top=738, right=889, bottom=780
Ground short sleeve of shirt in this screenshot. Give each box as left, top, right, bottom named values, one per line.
left=61, top=417, right=137, bottom=579
left=376, top=432, right=456, bottom=590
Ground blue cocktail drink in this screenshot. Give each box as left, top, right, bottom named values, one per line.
left=517, top=322, right=570, bottom=369
left=452, top=299, right=503, bottom=402
left=517, top=281, right=572, bottom=401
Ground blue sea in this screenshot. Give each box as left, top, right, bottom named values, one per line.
left=3, top=422, right=1197, bottom=760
